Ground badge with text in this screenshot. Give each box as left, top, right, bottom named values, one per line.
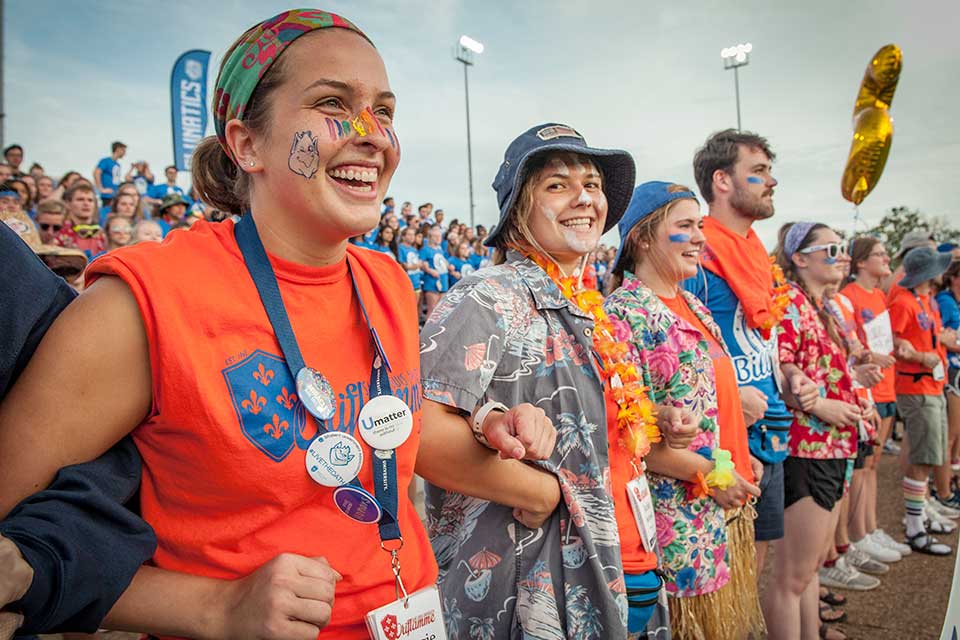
left=934, top=361, right=946, bottom=382
left=626, top=474, right=658, bottom=554
left=305, top=431, right=364, bottom=487
left=358, top=395, right=413, bottom=451
left=365, top=585, right=448, bottom=640
left=297, top=367, right=336, bottom=421
left=334, top=484, right=382, bottom=524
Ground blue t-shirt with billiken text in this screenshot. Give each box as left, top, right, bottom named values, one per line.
left=397, top=244, right=422, bottom=291
left=420, top=245, right=449, bottom=293
left=683, top=265, right=793, bottom=463
left=96, top=157, right=121, bottom=198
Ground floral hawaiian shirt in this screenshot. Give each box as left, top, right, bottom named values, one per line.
left=420, top=251, right=627, bottom=640
left=604, top=274, right=730, bottom=599
left=778, top=284, right=858, bottom=459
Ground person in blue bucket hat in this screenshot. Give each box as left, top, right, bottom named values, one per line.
left=605, top=181, right=766, bottom=639
left=419, top=123, right=700, bottom=638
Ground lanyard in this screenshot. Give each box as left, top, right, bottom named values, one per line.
left=234, top=213, right=401, bottom=544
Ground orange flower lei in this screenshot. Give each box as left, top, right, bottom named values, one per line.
left=527, top=253, right=660, bottom=461
left=760, top=256, right=792, bottom=332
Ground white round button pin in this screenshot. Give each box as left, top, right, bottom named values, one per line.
left=305, top=431, right=364, bottom=487
left=356, top=395, right=413, bottom=450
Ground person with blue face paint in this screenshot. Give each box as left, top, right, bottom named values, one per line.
left=687, top=130, right=819, bottom=587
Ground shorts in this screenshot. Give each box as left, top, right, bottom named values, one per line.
left=754, top=461, right=784, bottom=541
left=876, top=401, right=897, bottom=419
left=898, top=393, right=948, bottom=466
left=783, top=456, right=847, bottom=511
left=853, top=440, right=875, bottom=469
left=947, top=367, right=960, bottom=397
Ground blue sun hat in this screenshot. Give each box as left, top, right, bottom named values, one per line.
left=485, top=123, right=636, bottom=248
left=611, top=181, right=698, bottom=272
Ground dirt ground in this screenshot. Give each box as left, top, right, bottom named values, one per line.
left=41, top=456, right=955, bottom=640
left=822, top=454, right=955, bottom=640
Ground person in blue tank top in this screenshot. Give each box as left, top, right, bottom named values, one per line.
left=397, top=225, right=422, bottom=302
left=447, top=239, right=474, bottom=286
left=420, top=224, right=448, bottom=317
left=683, top=130, right=819, bottom=581
left=370, top=223, right=396, bottom=258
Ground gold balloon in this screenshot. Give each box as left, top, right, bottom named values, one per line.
left=853, top=44, right=902, bottom=114
left=841, top=107, right=894, bottom=205
left=842, top=44, right=902, bottom=205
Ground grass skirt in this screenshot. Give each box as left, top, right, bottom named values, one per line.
left=668, top=505, right=766, bottom=639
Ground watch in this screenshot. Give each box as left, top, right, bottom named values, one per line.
left=471, top=400, right=508, bottom=448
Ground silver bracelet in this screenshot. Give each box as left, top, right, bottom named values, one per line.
left=471, top=401, right=509, bottom=448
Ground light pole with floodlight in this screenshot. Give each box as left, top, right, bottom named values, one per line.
left=455, top=35, right=483, bottom=228
left=720, top=43, right=752, bottom=131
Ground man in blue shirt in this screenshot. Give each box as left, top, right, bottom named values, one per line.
left=683, top=129, right=818, bottom=573
left=93, top=141, right=126, bottom=206
left=145, top=165, right=185, bottom=208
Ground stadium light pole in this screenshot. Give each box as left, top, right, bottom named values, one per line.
left=721, top=43, right=752, bottom=131
left=455, top=35, right=483, bottom=228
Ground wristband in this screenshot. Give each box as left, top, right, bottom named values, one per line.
left=471, top=401, right=508, bottom=448
left=704, top=449, right=736, bottom=490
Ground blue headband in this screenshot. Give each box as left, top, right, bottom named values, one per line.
left=784, top=222, right=818, bottom=260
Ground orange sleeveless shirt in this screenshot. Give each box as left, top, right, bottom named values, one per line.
left=88, top=220, right=436, bottom=639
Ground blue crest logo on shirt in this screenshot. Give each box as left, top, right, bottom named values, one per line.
left=223, top=350, right=307, bottom=462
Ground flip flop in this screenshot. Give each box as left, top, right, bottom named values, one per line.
left=819, top=587, right=847, bottom=607
left=820, top=603, right=847, bottom=623
left=819, top=623, right=847, bottom=640
left=906, top=531, right=952, bottom=556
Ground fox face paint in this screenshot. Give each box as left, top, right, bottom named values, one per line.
left=288, top=130, right=319, bottom=179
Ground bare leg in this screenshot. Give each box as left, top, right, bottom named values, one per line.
left=763, top=497, right=835, bottom=640
left=847, top=469, right=869, bottom=542
left=834, top=493, right=850, bottom=548
left=756, top=539, right=769, bottom=580
left=424, top=291, right=441, bottom=320
left=948, top=392, right=960, bottom=474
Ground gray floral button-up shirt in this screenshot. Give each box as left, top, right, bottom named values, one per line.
left=420, top=252, right=627, bottom=640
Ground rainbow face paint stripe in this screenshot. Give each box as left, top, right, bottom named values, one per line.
left=746, top=176, right=764, bottom=184
left=668, top=233, right=691, bottom=243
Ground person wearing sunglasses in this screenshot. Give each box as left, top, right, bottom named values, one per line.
left=765, top=222, right=861, bottom=640
left=53, top=183, right=104, bottom=259
left=35, top=200, right=66, bottom=245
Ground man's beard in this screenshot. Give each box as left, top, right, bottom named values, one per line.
left=730, top=183, right=775, bottom=220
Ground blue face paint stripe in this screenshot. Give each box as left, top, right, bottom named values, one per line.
left=746, top=176, right=764, bottom=184
left=668, top=233, right=691, bottom=243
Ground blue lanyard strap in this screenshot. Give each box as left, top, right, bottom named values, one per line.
left=235, top=213, right=401, bottom=542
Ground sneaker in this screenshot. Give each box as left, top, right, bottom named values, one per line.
left=870, top=529, right=911, bottom=557
left=924, top=502, right=958, bottom=533
left=883, top=439, right=901, bottom=455
left=819, top=556, right=881, bottom=591
left=928, top=498, right=960, bottom=520
left=854, top=536, right=901, bottom=563
left=941, top=492, right=960, bottom=510
left=844, top=545, right=890, bottom=574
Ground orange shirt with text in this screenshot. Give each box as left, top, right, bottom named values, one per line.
left=88, top=220, right=436, bottom=639
left=888, top=287, right=946, bottom=396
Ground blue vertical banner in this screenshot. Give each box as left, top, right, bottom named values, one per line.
left=171, top=49, right=211, bottom=171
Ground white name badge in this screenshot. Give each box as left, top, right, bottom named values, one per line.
left=934, top=361, right=946, bottom=382
left=365, top=585, right=448, bottom=640
left=626, top=475, right=658, bottom=555
left=863, top=310, right=894, bottom=356
left=358, top=395, right=414, bottom=451
left=305, top=431, right=364, bottom=487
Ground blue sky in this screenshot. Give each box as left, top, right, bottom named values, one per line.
left=8, top=0, right=959, bottom=246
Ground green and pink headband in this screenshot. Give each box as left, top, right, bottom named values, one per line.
left=213, top=8, right=368, bottom=163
